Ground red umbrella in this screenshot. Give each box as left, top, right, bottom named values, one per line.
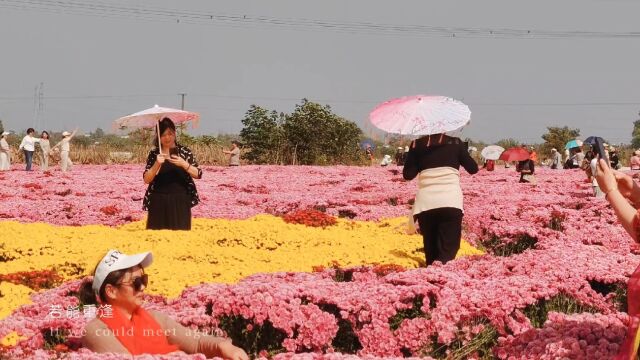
left=499, top=147, right=530, bottom=162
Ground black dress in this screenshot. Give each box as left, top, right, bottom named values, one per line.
left=143, top=145, right=202, bottom=230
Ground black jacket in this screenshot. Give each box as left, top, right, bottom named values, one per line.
left=403, top=135, right=479, bottom=180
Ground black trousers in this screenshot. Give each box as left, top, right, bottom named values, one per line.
left=415, top=207, right=463, bottom=265
left=146, top=192, right=192, bottom=230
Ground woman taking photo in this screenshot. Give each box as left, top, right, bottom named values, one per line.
left=80, top=249, right=248, bottom=359
left=403, top=133, right=478, bottom=266
left=143, top=117, right=202, bottom=230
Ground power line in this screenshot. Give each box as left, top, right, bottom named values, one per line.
left=0, top=93, right=175, bottom=100
left=0, top=92, right=638, bottom=108
left=1, top=0, right=639, bottom=39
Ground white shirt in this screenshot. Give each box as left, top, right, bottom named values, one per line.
left=0, top=138, right=9, bottom=152
left=60, top=137, right=70, bottom=152
left=19, top=135, right=40, bottom=152
left=412, top=167, right=464, bottom=215
left=229, top=147, right=240, bottom=165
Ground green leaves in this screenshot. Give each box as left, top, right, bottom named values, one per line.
left=541, top=126, right=580, bottom=154
left=240, top=100, right=364, bottom=165
left=631, top=118, right=640, bottom=149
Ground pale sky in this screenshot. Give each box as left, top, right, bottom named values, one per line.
left=0, top=0, right=638, bottom=144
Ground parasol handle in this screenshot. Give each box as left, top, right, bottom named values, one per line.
left=157, top=121, right=162, bottom=154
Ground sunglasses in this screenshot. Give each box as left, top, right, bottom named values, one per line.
left=117, top=274, right=148, bottom=292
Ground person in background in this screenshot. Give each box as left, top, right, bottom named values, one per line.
left=575, top=148, right=585, bottom=167
left=483, top=159, right=495, bottom=171
left=529, top=146, right=538, bottom=164
left=364, top=144, right=374, bottom=165
left=403, top=133, right=478, bottom=266
left=550, top=148, right=562, bottom=169
left=38, top=131, right=51, bottom=171
left=609, top=147, right=620, bottom=170
left=80, top=249, right=248, bottom=359
left=18, top=128, right=40, bottom=171
left=380, top=154, right=392, bottom=166
left=223, top=141, right=241, bottom=167
left=52, top=129, right=78, bottom=172
left=566, top=149, right=582, bottom=169
left=143, top=117, right=202, bottom=230
left=395, top=147, right=404, bottom=166
left=516, top=157, right=536, bottom=184
left=630, top=150, right=640, bottom=171
left=582, top=150, right=595, bottom=183
left=403, top=145, right=410, bottom=165
left=0, top=132, right=11, bottom=171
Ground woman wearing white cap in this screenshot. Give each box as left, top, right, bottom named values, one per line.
left=52, top=128, right=77, bottom=172
left=0, top=131, right=11, bottom=171
left=80, top=249, right=248, bottom=359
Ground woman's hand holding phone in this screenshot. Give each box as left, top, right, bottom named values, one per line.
left=594, top=138, right=609, bottom=167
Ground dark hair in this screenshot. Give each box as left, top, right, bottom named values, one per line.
left=232, top=140, right=241, bottom=146
left=78, top=264, right=140, bottom=305
left=585, top=150, right=595, bottom=160
left=154, top=117, right=177, bottom=149
left=41, top=131, right=49, bottom=139
left=27, top=128, right=35, bottom=135
left=417, top=133, right=460, bottom=148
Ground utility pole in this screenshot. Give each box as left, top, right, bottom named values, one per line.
left=178, top=93, right=186, bottom=110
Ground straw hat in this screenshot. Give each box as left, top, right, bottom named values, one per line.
left=62, top=131, right=71, bottom=136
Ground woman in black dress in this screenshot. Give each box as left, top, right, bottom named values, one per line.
left=142, top=118, right=202, bottom=230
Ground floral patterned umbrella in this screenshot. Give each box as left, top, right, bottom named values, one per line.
left=369, top=95, right=471, bottom=136
left=113, top=104, right=200, bottom=152
left=114, top=104, right=199, bottom=130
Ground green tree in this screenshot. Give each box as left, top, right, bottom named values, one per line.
left=541, top=126, right=580, bottom=155
left=91, top=127, right=105, bottom=139
left=496, top=138, right=520, bottom=150
left=282, top=99, right=362, bottom=165
left=239, top=105, right=285, bottom=164
left=632, top=113, right=640, bottom=149
left=129, top=128, right=154, bottom=147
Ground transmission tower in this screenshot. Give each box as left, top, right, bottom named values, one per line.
left=32, top=82, right=44, bottom=129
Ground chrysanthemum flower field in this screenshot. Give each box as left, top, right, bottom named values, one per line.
left=0, top=165, right=638, bottom=359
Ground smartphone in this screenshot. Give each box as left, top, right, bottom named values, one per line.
left=169, top=147, right=179, bottom=157
left=594, top=137, right=609, bottom=167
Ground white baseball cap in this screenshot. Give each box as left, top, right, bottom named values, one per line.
left=92, top=249, right=153, bottom=293
left=1, top=132, right=9, bottom=136
left=62, top=131, right=71, bottom=136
